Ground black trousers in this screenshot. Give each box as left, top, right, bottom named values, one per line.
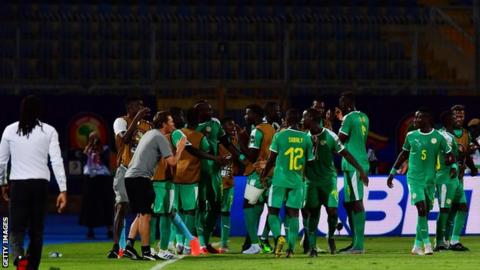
left=9, top=179, right=48, bottom=270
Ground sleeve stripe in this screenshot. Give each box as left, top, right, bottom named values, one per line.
left=269, top=148, right=278, bottom=153
left=402, top=147, right=410, bottom=151
left=249, top=146, right=260, bottom=149
left=339, top=130, right=348, bottom=136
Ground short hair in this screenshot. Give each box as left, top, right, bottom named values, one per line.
left=154, top=111, right=171, bottom=128
left=440, top=110, right=453, bottom=126
left=246, top=104, right=264, bottom=118
left=417, top=106, right=433, bottom=119
left=305, top=108, right=322, bottom=123
left=313, top=96, right=324, bottom=103
left=194, top=99, right=208, bottom=107
left=451, top=104, right=465, bottom=112
left=340, top=91, right=355, bottom=104
left=285, top=108, right=300, bottom=124
left=124, top=96, right=142, bottom=107
left=221, top=116, right=235, bottom=126
left=264, top=101, right=279, bottom=111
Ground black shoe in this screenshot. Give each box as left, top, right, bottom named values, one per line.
left=123, top=246, right=141, bottom=260
left=286, top=249, right=293, bottom=258
left=303, top=235, right=310, bottom=254
left=328, top=238, right=337, bottom=254
left=206, top=244, right=219, bottom=254
left=433, top=245, right=448, bottom=252
left=141, top=252, right=157, bottom=261
left=107, top=248, right=119, bottom=259
left=309, top=248, right=318, bottom=257
left=338, top=243, right=353, bottom=253
left=450, top=243, right=469, bottom=251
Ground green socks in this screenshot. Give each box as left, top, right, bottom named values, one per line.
left=196, top=210, right=206, bottom=246
left=221, top=214, right=231, bottom=248
left=268, top=214, right=282, bottom=239
left=307, top=210, right=320, bottom=249
left=418, top=216, right=430, bottom=245
left=445, top=208, right=456, bottom=241
left=352, top=211, right=365, bottom=250
left=284, top=215, right=291, bottom=241
left=159, top=216, right=171, bottom=250
left=451, top=211, right=467, bottom=244
left=287, top=216, right=299, bottom=251
left=244, top=207, right=260, bottom=243
left=436, top=212, right=448, bottom=244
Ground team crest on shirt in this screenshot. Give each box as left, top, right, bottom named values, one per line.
left=447, top=199, right=452, bottom=205
left=320, top=140, right=327, bottom=146
left=412, top=193, right=417, bottom=199
left=206, top=126, right=212, bottom=132
left=431, top=138, right=437, bottom=144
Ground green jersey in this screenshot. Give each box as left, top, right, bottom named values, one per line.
left=196, top=118, right=226, bottom=156
left=270, top=128, right=314, bottom=188
left=306, top=128, right=345, bottom=186
left=249, top=128, right=263, bottom=149
left=196, top=118, right=225, bottom=173
left=436, top=129, right=459, bottom=184
left=403, top=129, right=452, bottom=186
left=171, top=129, right=209, bottom=152
left=339, top=111, right=369, bottom=171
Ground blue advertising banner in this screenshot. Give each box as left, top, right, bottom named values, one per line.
left=229, top=175, right=480, bottom=236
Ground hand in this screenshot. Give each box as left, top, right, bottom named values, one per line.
left=216, top=155, right=231, bottom=166
left=387, top=174, right=394, bottom=188
left=450, top=167, right=458, bottom=179
left=360, top=171, right=369, bottom=187
left=253, top=160, right=267, bottom=170
left=176, top=137, right=187, bottom=153
left=1, top=186, right=8, bottom=202
left=56, top=191, right=67, bottom=213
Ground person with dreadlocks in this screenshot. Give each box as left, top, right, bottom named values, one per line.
left=0, top=95, right=68, bottom=270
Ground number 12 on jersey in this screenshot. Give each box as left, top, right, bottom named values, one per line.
left=285, top=147, right=304, bottom=170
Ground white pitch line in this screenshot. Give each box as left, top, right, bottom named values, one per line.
left=149, top=255, right=185, bottom=270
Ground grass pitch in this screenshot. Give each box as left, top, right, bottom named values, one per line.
left=10, top=236, right=480, bottom=270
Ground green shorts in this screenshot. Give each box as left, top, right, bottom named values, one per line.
left=436, top=180, right=460, bottom=209
left=267, top=184, right=305, bottom=209
left=305, top=181, right=338, bottom=209
left=343, top=170, right=365, bottom=202
left=408, top=182, right=435, bottom=209
left=152, top=181, right=174, bottom=214
left=174, top=183, right=199, bottom=211
left=221, top=187, right=234, bottom=212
